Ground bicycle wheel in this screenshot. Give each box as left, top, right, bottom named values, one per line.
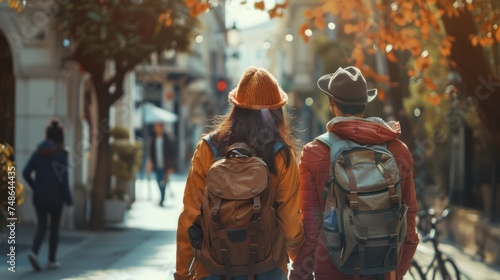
left=405, top=260, right=425, bottom=280
left=431, top=258, right=461, bottom=280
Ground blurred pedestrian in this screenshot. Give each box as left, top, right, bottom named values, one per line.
left=23, top=119, right=73, bottom=271
left=290, top=66, right=419, bottom=280
left=174, top=67, right=304, bottom=280
left=147, top=122, right=177, bottom=207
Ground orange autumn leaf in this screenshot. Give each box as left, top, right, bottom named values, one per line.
left=415, top=56, right=431, bottom=71
left=437, top=9, right=445, bottom=18
left=159, top=13, right=166, bottom=22
left=304, top=8, right=313, bottom=19
left=323, top=1, right=340, bottom=15
left=367, top=48, right=377, bottom=55
left=361, top=65, right=376, bottom=79
left=446, top=6, right=454, bottom=18
left=377, top=88, right=386, bottom=102
left=421, top=24, right=429, bottom=39
left=276, top=0, right=289, bottom=9
left=401, top=2, right=413, bottom=12
left=393, top=14, right=406, bottom=27
left=254, top=1, right=265, bottom=11
left=470, top=34, right=479, bottom=46
left=425, top=93, right=441, bottom=106
left=386, top=51, right=398, bottom=63
left=312, top=7, right=323, bottom=18
left=299, top=22, right=310, bottom=42
left=423, top=77, right=438, bottom=91
left=314, top=17, right=326, bottom=29
left=269, top=8, right=277, bottom=18
left=375, top=74, right=390, bottom=83
left=406, top=38, right=422, bottom=56
left=344, top=23, right=357, bottom=34
left=407, top=69, right=417, bottom=77
left=351, top=47, right=364, bottom=65
left=189, top=2, right=210, bottom=17
left=479, top=36, right=494, bottom=47
left=439, top=44, right=451, bottom=56
left=340, top=9, right=351, bottom=20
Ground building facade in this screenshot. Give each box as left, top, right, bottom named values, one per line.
left=0, top=1, right=86, bottom=227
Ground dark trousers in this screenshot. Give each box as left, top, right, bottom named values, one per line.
left=32, top=205, right=63, bottom=262
left=154, top=168, right=167, bottom=203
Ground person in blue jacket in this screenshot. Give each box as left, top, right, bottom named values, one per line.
left=23, top=119, right=73, bottom=271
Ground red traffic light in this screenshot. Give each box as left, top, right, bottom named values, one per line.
left=216, top=79, right=228, bottom=93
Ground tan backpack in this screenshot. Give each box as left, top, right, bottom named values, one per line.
left=316, top=131, right=408, bottom=278
left=190, top=136, right=287, bottom=280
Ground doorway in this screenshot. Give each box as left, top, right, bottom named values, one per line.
left=0, top=31, right=15, bottom=148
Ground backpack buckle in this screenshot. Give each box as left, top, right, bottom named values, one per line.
left=253, top=204, right=261, bottom=212
left=211, top=207, right=218, bottom=216
left=249, top=243, right=258, bottom=255
left=349, top=191, right=359, bottom=210
left=221, top=248, right=229, bottom=258
left=253, top=212, right=261, bottom=221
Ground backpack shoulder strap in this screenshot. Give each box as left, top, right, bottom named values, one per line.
left=202, top=134, right=223, bottom=161
left=203, top=134, right=285, bottom=160
left=315, top=132, right=335, bottom=147
left=315, top=132, right=356, bottom=152
left=273, top=141, right=284, bottom=153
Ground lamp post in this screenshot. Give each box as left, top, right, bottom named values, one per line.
left=227, top=22, right=240, bottom=50
left=220, top=22, right=240, bottom=113
left=226, top=22, right=240, bottom=82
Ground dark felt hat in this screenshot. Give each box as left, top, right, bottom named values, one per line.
left=317, top=66, right=377, bottom=105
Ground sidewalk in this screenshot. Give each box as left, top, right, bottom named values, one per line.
left=0, top=173, right=187, bottom=280
left=2, top=173, right=500, bottom=280
left=411, top=239, right=500, bottom=280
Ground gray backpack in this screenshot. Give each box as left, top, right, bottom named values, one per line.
left=316, top=132, right=408, bottom=277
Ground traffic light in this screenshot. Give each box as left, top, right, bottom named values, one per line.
left=216, top=78, right=228, bottom=94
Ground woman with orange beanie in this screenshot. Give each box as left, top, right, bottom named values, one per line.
left=175, top=67, right=304, bottom=280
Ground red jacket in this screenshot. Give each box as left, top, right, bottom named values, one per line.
left=290, top=117, right=419, bottom=280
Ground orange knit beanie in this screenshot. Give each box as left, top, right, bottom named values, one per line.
left=228, top=67, right=288, bottom=110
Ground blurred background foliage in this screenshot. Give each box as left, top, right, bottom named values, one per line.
left=109, top=126, right=142, bottom=200
left=0, top=143, right=25, bottom=230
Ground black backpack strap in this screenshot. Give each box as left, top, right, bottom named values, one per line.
left=226, top=143, right=252, bottom=158
left=203, top=134, right=285, bottom=160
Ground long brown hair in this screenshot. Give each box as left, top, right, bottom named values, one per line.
left=208, top=106, right=296, bottom=174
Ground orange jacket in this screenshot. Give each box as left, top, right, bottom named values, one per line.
left=290, top=117, right=419, bottom=280
left=175, top=139, right=305, bottom=280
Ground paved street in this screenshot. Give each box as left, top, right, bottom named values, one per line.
left=1, top=174, right=500, bottom=280
left=0, top=174, right=186, bottom=280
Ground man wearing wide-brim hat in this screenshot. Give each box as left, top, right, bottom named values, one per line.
left=290, top=66, right=419, bottom=280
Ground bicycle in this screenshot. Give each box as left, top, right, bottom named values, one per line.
left=406, top=208, right=461, bottom=280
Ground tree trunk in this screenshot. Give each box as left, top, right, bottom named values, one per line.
left=386, top=52, right=415, bottom=152
left=441, top=8, right=500, bottom=149
left=441, top=7, right=500, bottom=222
left=88, top=85, right=112, bottom=231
